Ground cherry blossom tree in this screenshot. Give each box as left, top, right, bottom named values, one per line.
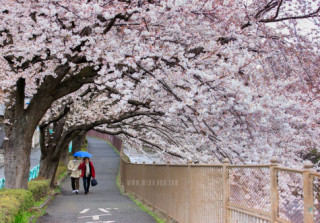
left=0, top=0, right=319, bottom=189
left=38, top=86, right=165, bottom=186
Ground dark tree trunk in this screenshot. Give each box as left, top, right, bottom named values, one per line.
left=60, top=144, right=69, bottom=167
left=49, top=158, right=60, bottom=188
left=38, top=118, right=65, bottom=180
left=3, top=66, right=98, bottom=189
left=72, top=131, right=87, bottom=154
left=3, top=78, right=37, bottom=189
left=49, top=136, right=75, bottom=187
left=38, top=152, right=58, bottom=179
left=3, top=128, right=33, bottom=189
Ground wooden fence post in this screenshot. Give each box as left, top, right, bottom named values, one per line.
left=188, top=160, right=192, bottom=223
left=123, top=161, right=127, bottom=194
left=303, top=161, right=314, bottom=223
left=222, top=158, right=230, bottom=223
left=166, top=161, right=171, bottom=221
left=142, top=162, right=145, bottom=204
left=270, top=157, right=279, bottom=222
left=152, top=161, right=155, bottom=211
left=119, top=144, right=124, bottom=187
left=120, top=145, right=127, bottom=194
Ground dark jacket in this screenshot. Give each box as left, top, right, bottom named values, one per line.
left=78, top=161, right=95, bottom=178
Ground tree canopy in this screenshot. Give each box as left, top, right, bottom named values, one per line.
left=0, top=0, right=319, bottom=175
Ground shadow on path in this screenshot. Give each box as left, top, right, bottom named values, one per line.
left=37, top=137, right=155, bottom=223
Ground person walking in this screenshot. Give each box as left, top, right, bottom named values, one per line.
left=78, top=157, right=95, bottom=194
left=67, top=156, right=81, bottom=194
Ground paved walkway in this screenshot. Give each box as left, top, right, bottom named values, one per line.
left=37, top=137, right=155, bottom=223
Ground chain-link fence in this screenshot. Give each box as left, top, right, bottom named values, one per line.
left=313, top=174, right=320, bottom=222
left=277, top=169, right=304, bottom=222
left=228, top=166, right=271, bottom=213
left=120, top=158, right=319, bottom=223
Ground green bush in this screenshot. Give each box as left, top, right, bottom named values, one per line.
left=0, top=196, right=20, bottom=223
left=0, top=189, right=34, bottom=223
left=28, top=180, right=50, bottom=201
left=0, top=180, right=52, bottom=222
left=0, top=189, right=34, bottom=212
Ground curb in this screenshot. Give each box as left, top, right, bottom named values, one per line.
left=40, top=173, right=70, bottom=209
left=29, top=173, right=70, bottom=222
left=57, top=172, right=69, bottom=187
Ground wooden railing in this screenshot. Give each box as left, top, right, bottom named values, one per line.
left=119, top=155, right=320, bottom=223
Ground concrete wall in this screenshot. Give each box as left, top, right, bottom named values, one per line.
left=86, top=130, right=122, bottom=152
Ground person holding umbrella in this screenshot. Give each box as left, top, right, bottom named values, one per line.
left=67, top=156, right=81, bottom=194
left=78, top=156, right=95, bottom=194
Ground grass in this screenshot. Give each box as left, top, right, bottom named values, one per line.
left=55, top=164, right=68, bottom=182
left=0, top=180, right=52, bottom=223
left=116, top=172, right=124, bottom=195
left=128, top=195, right=166, bottom=223
left=14, top=205, right=46, bottom=223
left=13, top=188, right=53, bottom=223
left=80, top=142, right=88, bottom=152
left=23, top=167, right=66, bottom=222
left=116, top=172, right=165, bottom=223
left=20, top=159, right=69, bottom=222
left=106, top=141, right=120, bottom=155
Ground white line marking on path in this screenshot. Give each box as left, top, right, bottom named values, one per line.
left=99, top=208, right=110, bottom=213
left=80, top=209, right=90, bottom=214
left=78, top=214, right=111, bottom=220
left=86, top=221, right=115, bottom=223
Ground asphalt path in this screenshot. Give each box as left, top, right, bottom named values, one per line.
left=37, top=137, right=155, bottom=223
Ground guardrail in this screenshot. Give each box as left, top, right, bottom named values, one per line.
left=119, top=156, right=320, bottom=223
left=0, top=164, right=40, bottom=189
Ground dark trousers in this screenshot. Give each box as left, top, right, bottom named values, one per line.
left=83, top=175, right=91, bottom=193
left=71, top=177, right=79, bottom=190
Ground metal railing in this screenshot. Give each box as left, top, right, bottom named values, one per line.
left=119, top=156, right=320, bottom=223
left=0, top=164, right=40, bottom=189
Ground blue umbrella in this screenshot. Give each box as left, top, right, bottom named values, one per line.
left=73, top=151, right=92, bottom=158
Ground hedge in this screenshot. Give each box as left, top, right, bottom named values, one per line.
left=0, top=180, right=50, bottom=223
left=0, top=196, right=20, bottom=223
left=0, top=189, right=34, bottom=223
left=28, top=180, right=50, bottom=201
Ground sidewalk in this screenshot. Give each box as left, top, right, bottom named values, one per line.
left=0, top=147, right=41, bottom=179
left=38, top=137, right=155, bottom=223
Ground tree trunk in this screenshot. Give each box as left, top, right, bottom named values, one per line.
left=49, top=159, right=60, bottom=188
left=3, top=66, right=98, bottom=189
left=38, top=118, right=66, bottom=181
left=38, top=151, right=58, bottom=179
left=72, top=131, right=86, bottom=154
left=60, top=144, right=69, bottom=167
left=3, top=79, right=37, bottom=189
left=49, top=141, right=70, bottom=187
left=3, top=126, right=34, bottom=189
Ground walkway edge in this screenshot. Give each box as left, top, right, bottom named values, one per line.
left=40, top=172, right=70, bottom=209
left=29, top=172, right=70, bottom=222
